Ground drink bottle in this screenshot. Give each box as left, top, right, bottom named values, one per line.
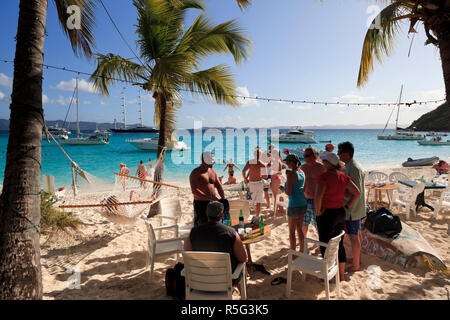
left=259, top=216, right=264, bottom=235
left=239, top=209, right=244, bottom=229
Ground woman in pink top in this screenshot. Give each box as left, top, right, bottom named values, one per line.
left=315, top=152, right=360, bottom=280
left=300, top=147, right=325, bottom=238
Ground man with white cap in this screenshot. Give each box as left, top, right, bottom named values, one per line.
left=314, top=151, right=361, bottom=280
left=189, top=152, right=225, bottom=226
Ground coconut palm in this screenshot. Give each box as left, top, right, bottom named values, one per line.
left=0, top=0, right=99, bottom=299
left=357, top=0, right=450, bottom=103
left=90, top=0, right=251, bottom=158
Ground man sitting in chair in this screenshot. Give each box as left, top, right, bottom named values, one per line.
left=184, top=201, right=247, bottom=287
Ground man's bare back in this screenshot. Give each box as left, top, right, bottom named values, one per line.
left=190, top=166, right=223, bottom=202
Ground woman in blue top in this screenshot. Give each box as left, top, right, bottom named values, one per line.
left=281, top=154, right=308, bottom=251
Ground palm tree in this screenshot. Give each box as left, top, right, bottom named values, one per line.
left=0, top=0, right=98, bottom=299
left=236, top=0, right=251, bottom=10
left=90, top=0, right=251, bottom=158
left=357, top=1, right=450, bottom=103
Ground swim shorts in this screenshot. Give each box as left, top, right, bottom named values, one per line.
left=345, top=219, right=362, bottom=235
left=303, top=199, right=318, bottom=228
left=248, top=180, right=265, bottom=204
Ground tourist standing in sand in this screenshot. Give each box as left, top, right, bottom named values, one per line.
left=269, top=147, right=284, bottom=216
left=280, top=154, right=308, bottom=251
left=242, top=147, right=267, bottom=217
left=260, top=150, right=272, bottom=209
left=338, top=141, right=366, bottom=272
left=136, top=160, right=149, bottom=189
left=119, top=163, right=130, bottom=191
left=300, top=147, right=325, bottom=237
left=189, top=152, right=225, bottom=227
left=315, top=152, right=360, bottom=280
left=223, top=159, right=240, bottom=184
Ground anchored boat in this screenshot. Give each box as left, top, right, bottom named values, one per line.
left=128, top=136, right=189, bottom=151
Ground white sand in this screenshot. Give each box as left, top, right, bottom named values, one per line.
left=41, top=167, right=450, bottom=300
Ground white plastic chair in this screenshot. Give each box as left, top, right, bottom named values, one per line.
left=389, top=171, right=410, bottom=202
left=142, top=217, right=186, bottom=282
left=367, top=171, right=388, bottom=184
left=153, top=197, right=194, bottom=237
left=286, top=231, right=345, bottom=300
left=182, top=251, right=247, bottom=300
left=393, top=182, right=425, bottom=219
left=229, top=200, right=250, bottom=221
left=434, top=185, right=450, bottom=219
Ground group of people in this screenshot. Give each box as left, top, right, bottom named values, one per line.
left=282, top=142, right=365, bottom=280
left=118, top=158, right=156, bottom=191
left=187, top=141, right=366, bottom=282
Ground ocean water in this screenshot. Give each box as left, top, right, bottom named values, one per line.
left=0, top=129, right=449, bottom=189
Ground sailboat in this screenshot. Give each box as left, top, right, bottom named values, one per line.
left=59, top=78, right=109, bottom=146
left=377, top=85, right=424, bottom=141
left=110, top=90, right=158, bottom=133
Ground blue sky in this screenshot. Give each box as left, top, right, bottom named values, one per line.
left=0, top=0, right=445, bottom=128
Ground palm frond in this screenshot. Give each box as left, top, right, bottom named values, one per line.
left=236, top=0, right=251, bottom=10
left=357, top=1, right=412, bottom=87
left=90, top=54, right=149, bottom=95
left=53, top=0, right=99, bottom=58
left=184, top=65, right=239, bottom=105
left=176, top=15, right=252, bottom=65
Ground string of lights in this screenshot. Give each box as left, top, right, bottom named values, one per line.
left=1, top=59, right=446, bottom=107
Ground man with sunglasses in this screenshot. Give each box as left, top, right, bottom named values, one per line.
left=338, top=141, right=366, bottom=273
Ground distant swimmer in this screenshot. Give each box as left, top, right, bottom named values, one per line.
left=119, top=163, right=130, bottom=191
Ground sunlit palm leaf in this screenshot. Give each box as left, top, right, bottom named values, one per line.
left=236, top=0, right=250, bottom=10
left=357, top=1, right=412, bottom=87
left=176, top=15, right=252, bottom=65
left=185, top=65, right=239, bottom=105
left=53, top=0, right=99, bottom=58
left=90, top=54, right=149, bottom=95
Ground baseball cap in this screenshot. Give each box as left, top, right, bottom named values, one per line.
left=283, top=148, right=289, bottom=154
left=319, top=152, right=340, bottom=166
left=206, top=201, right=224, bottom=218
left=325, top=143, right=335, bottom=151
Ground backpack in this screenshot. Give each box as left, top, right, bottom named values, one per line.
left=364, top=207, right=402, bottom=239
left=165, top=262, right=185, bottom=300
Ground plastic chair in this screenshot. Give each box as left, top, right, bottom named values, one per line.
left=228, top=200, right=250, bottom=221
left=286, top=231, right=345, bottom=300
left=389, top=171, right=410, bottom=201
left=393, top=182, right=425, bottom=219
left=434, top=185, right=450, bottom=219
left=367, top=171, right=388, bottom=184
left=142, top=217, right=186, bottom=282
left=152, top=197, right=194, bottom=237
left=182, top=251, right=247, bottom=300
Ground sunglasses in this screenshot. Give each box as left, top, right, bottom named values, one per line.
left=304, top=153, right=313, bottom=158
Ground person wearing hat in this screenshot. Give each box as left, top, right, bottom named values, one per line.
left=315, top=152, right=361, bottom=281
left=280, top=154, right=308, bottom=251
left=189, top=152, right=225, bottom=227
left=325, top=143, right=335, bottom=152
left=184, top=201, right=247, bottom=287
left=119, top=163, right=130, bottom=191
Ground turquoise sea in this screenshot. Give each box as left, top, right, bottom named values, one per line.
left=0, top=129, right=449, bottom=188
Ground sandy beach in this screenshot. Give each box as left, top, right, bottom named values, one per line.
left=40, top=166, right=450, bottom=300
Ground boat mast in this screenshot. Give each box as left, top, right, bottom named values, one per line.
left=76, top=77, right=80, bottom=138
left=139, top=90, right=144, bottom=128
left=395, top=85, right=403, bottom=132
left=121, top=88, right=127, bottom=129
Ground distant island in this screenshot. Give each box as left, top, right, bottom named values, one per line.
left=408, top=102, right=450, bottom=132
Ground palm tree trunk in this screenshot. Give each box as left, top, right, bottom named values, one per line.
left=156, top=92, right=168, bottom=158
left=0, top=0, right=47, bottom=299
left=438, top=33, right=450, bottom=103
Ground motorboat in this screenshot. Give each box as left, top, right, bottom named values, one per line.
left=44, top=124, right=71, bottom=140
left=418, top=137, right=450, bottom=146
left=128, top=136, right=189, bottom=151
left=402, top=156, right=439, bottom=167
left=270, top=127, right=317, bottom=144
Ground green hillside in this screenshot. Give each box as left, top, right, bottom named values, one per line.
left=408, top=102, right=450, bottom=132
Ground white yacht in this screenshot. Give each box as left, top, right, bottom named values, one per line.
left=270, top=127, right=317, bottom=144
left=58, top=78, right=109, bottom=146
left=377, top=85, right=423, bottom=141
left=128, top=136, right=189, bottom=151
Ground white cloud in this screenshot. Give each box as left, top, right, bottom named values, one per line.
left=0, top=91, right=7, bottom=101
left=83, top=100, right=92, bottom=105
left=54, top=78, right=98, bottom=93
left=42, top=94, right=50, bottom=104
left=236, top=86, right=260, bottom=107
left=56, top=96, right=76, bottom=106
left=288, top=104, right=312, bottom=110
left=100, top=100, right=107, bottom=105
left=0, top=73, right=12, bottom=88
